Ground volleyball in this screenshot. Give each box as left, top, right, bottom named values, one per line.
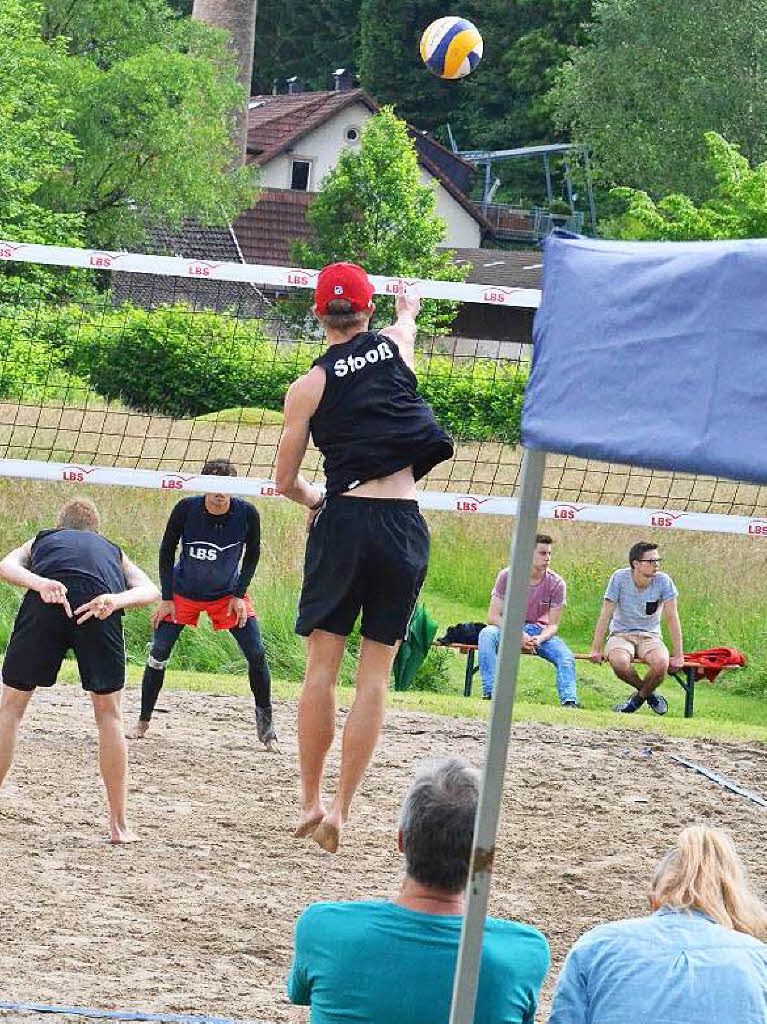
left=420, top=17, right=483, bottom=80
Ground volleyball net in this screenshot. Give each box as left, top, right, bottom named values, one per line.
left=2, top=238, right=766, bottom=535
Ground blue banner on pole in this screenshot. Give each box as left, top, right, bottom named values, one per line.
left=522, top=232, right=767, bottom=484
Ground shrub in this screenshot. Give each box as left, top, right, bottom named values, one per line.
left=0, top=305, right=88, bottom=403
left=12, top=300, right=529, bottom=443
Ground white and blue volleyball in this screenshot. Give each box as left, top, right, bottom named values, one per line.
left=420, top=17, right=483, bottom=80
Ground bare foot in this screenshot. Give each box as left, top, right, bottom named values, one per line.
left=126, top=719, right=150, bottom=740
left=292, top=804, right=325, bottom=839
left=311, top=808, right=345, bottom=853
left=110, top=822, right=140, bottom=844
left=263, top=737, right=280, bottom=754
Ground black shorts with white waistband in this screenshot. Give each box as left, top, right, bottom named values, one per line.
left=295, top=496, right=429, bottom=646
left=2, top=590, right=125, bottom=694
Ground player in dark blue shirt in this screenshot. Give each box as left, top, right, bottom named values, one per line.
left=128, top=459, right=277, bottom=750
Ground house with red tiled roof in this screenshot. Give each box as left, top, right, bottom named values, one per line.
left=233, top=86, right=490, bottom=266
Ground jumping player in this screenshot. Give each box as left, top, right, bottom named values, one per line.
left=128, top=459, right=277, bottom=750
left=275, top=263, right=453, bottom=853
left=0, top=498, right=159, bottom=843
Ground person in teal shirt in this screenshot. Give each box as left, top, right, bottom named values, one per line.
left=287, top=756, right=550, bottom=1023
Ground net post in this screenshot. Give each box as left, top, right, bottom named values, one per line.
left=448, top=446, right=547, bottom=1024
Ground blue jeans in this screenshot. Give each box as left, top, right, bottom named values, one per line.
left=477, top=623, right=577, bottom=703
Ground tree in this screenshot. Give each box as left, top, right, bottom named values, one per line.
left=252, top=0, right=362, bottom=95
left=607, top=132, right=767, bottom=240
left=551, top=0, right=767, bottom=201
left=290, top=107, right=466, bottom=334
left=32, top=0, right=257, bottom=248
left=358, top=0, right=591, bottom=202
left=0, top=0, right=86, bottom=303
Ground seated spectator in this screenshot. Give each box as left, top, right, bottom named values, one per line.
left=589, top=540, right=684, bottom=715
left=548, top=826, right=767, bottom=1024
left=478, top=534, right=578, bottom=706
left=287, top=756, right=550, bottom=1024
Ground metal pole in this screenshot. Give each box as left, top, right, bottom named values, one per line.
left=583, top=148, right=597, bottom=235
left=483, top=161, right=492, bottom=207
left=563, top=158, right=575, bottom=211
left=542, top=153, right=553, bottom=203
left=448, top=447, right=547, bottom=1024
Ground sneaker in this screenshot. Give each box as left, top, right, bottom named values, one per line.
left=255, top=706, right=279, bottom=752
left=482, top=693, right=492, bottom=701
left=561, top=701, right=582, bottom=709
left=613, top=696, right=643, bottom=713
left=646, top=692, right=669, bottom=716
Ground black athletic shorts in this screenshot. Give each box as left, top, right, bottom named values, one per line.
left=295, top=496, right=429, bottom=646
left=2, top=590, right=125, bottom=694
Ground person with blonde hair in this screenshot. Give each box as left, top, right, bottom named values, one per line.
left=548, top=826, right=767, bottom=1023
left=0, top=497, right=158, bottom=843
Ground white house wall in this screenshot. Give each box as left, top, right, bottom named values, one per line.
left=257, top=101, right=482, bottom=249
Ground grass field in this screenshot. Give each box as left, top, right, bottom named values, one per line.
left=0, top=478, right=765, bottom=741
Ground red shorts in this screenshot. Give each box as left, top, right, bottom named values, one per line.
left=166, top=594, right=255, bottom=631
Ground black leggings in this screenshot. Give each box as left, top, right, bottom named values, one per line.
left=140, top=616, right=271, bottom=721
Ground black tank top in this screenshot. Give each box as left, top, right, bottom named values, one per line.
left=31, top=529, right=126, bottom=604
left=310, top=331, right=454, bottom=495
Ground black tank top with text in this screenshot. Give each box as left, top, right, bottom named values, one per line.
left=309, top=331, right=453, bottom=495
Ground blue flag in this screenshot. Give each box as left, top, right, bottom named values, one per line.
left=522, top=232, right=767, bottom=484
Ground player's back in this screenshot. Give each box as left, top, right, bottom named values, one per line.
left=31, top=528, right=125, bottom=603
left=287, top=900, right=549, bottom=1024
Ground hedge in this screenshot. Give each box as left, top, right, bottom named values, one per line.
left=4, top=302, right=528, bottom=442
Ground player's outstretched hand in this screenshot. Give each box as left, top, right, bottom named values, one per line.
left=152, top=599, right=176, bottom=629
left=75, top=593, right=118, bottom=624
left=395, top=288, right=421, bottom=321
left=38, top=578, right=72, bottom=618
left=227, top=596, right=249, bottom=628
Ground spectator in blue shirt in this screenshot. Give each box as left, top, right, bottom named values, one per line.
left=287, top=756, right=550, bottom=1024
left=589, top=540, right=684, bottom=715
left=548, top=825, right=767, bottom=1024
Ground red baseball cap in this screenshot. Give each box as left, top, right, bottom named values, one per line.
left=315, top=262, right=375, bottom=315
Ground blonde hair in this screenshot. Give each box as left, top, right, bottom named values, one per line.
left=650, top=826, right=767, bottom=939
left=56, top=498, right=100, bottom=532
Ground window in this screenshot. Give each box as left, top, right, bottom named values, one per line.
left=345, top=126, right=360, bottom=144
left=290, top=159, right=312, bottom=191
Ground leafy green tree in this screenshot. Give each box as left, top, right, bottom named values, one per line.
left=290, top=107, right=466, bottom=334
left=252, top=0, right=361, bottom=94
left=551, top=0, right=767, bottom=201
left=607, top=132, right=767, bottom=240
left=33, top=0, right=257, bottom=248
left=0, top=0, right=86, bottom=303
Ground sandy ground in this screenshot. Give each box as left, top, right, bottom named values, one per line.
left=0, top=686, right=765, bottom=1024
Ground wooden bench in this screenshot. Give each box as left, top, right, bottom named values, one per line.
left=433, top=642, right=741, bottom=718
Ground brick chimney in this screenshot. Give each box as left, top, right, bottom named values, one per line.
left=333, top=68, right=355, bottom=92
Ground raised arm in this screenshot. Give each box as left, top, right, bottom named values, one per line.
left=664, top=598, right=684, bottom=669
left=379, top=291, right=420, bottom=372
left=589, top=599, right=615, bottom=662
left=0, top=540, right=72, bottom=617
left=275, top=367, right=326, bottom=509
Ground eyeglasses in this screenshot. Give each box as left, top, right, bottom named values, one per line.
left=638, top=558, right=662, bottom=564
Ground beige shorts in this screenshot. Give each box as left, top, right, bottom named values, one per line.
left=604, top=632, right=668, bottom=662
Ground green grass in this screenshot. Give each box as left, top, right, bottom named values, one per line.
left=1, top=479, right=765, bottom=739
left=193, top=406, right=284, bottom=426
